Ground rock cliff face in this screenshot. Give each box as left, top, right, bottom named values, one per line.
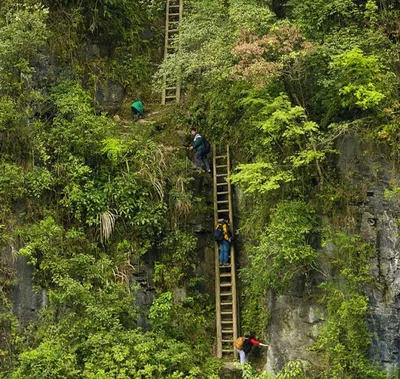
left=264, top=289, right=325, bottom=374
left=259, top=134, right=400, bottom=374
left=339, top=134, right=400, bottom=374
left=2, top=248, right=47, bottom=326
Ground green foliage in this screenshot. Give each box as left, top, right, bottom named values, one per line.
left=48, top=80, right=115, bottom=159
left=10, top=340, right=80, bottom=379
left=241, top=360, right=307, bottom=378
left=43, top=0, right=155, bottom=43
left=0, top=163, right=26, bottom=204
left=25, top=167, right=54, bottom=198
left=311, top=232, right=386, bottom=379
left=149, top=291, right=174, bottom=332
left=10, top=328, right=216, bottom=379
left=241, top=200, right=318, bottom=294
left=384, top=185, right=400, bottom=205
left=287, top=0, right=362, bottom=38
left=232, top=22, right=314, bottom=91
left=230, top=94, right=331, bottom=194
left=0, top=255, right=20, bottom=373
left=157, top=0, right=274, bottom=84
left=101, top=138, right=133, bottom=165
left=326, top=47, right=394, bottom=111
left=241, top=290, right=270, bottom=339
left=0, top=3, right=49, bottom=97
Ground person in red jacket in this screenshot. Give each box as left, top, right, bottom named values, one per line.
left=237, top=333, right=268, bottom=364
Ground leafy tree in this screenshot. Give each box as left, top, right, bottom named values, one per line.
left=324, top=46, right=395, bottom=113
left=287, top=0, right=363, bottom=39
left=240, top=200, right=318, bottom=294
left=230, top=94, right=332, bottom=193
left=0, top=3, right=49, bottom=97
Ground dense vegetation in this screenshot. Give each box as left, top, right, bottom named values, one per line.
left=1, top=0, right=399, bottom=378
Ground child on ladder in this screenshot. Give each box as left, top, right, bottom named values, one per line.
left=214, top=215, right=232, bottom=266
left=188, top=127, right=211, bottom=173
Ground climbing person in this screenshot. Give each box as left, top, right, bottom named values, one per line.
left=188, top=127, right=211, bottom=173
left=234, top=333, right=268, bottom=365
left=131, top=100, right=144, bottom=120
left=214, top=215, right=232, bottom=266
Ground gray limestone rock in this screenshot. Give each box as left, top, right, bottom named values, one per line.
left=264, top=286, right=325, bottom=374
left=95, top=81, right=125, bottom=109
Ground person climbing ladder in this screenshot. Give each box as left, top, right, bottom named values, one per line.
left=188, top=127, right=211, bottom=173
left=214, top=215, right=232, bottom=266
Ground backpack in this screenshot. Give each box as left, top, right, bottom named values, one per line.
left=203, top=138, right=211, bottom=155
left=214, top=223, right=224, bottom=242
left=233, top=336, right=246, bottom=350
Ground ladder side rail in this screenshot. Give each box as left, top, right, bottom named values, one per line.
left=162, top=0, right=171, bottom=104
left=213, top=144, right=222, bottom=358
left=176, top=0, right=183, bottom=103
left=227, top=145, right=239, bottom=360
left=162, top=0, right=182, bottom=104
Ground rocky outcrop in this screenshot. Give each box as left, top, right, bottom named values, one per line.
left=264, top=286, right=325, bottom=374
left=1, top=247, right=47, bottom=326
left=338, top=134, right=400, bottom=373
left=242, top=134, right=400, bottom=374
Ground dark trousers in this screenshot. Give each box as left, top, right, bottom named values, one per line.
left=131, top=107, right=142, bottom=120
left=194, top=150, right=210, bottom=171
left=219, top=239, right=230, bottom=265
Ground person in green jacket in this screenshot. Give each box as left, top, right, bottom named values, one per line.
left=131, top=100, right=144, bottom=120
left=188, top=127, right=210, bottom=173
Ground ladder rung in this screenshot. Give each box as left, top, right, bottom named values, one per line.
left=220, top=273, right=231, bottom=277
left=216, top=183, right=228, bottom=186
left=221, top=320, right=233, bottom=324
left=216, top=174, right=227, bottom=177
left=220, top=293, right=232, bottom=297
left=216, top=155, right=227, bottom=159
left=217, top=200, right=229, bottom=204
left=220, top=283, right=231, bottom=287
left=218, top=209, right=229, bottom=213
left=221, top=311, right=233, bottom=315
left=222, top=349, right=234, bottom=352
left=165, top=95, right=177, bottom=99
left=169, top=4, right=180, bottom=7
left=166, top=87, right=177, bottom=90
left=221, top=302, right=233, bottom=306
left=222, top=329, right=233, bottom=333
left=217, top=191, right=229, bottom=195
left=222, top=340, right=234, bottom=343
left=216, top=165, right=227, bottom=168
left=168, top=29, right=178, bottom=33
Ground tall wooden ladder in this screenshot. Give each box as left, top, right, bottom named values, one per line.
left=161, top=0, right=183, bottom=104
left=213, top=145, right=238, bottom=359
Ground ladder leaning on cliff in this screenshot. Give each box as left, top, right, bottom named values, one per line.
left=161, top=0, right=183, bottom=104
left=161, top=0, right=239, bottom=360
left=213, top=145, right=239, bottom=359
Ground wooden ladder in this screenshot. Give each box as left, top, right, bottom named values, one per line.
left=213, top=145, right=238, bottom=359
left=161, top=0, right=183, bottom=104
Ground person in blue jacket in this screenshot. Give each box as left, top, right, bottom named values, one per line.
left=188, top=127, right=210, bottom=173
